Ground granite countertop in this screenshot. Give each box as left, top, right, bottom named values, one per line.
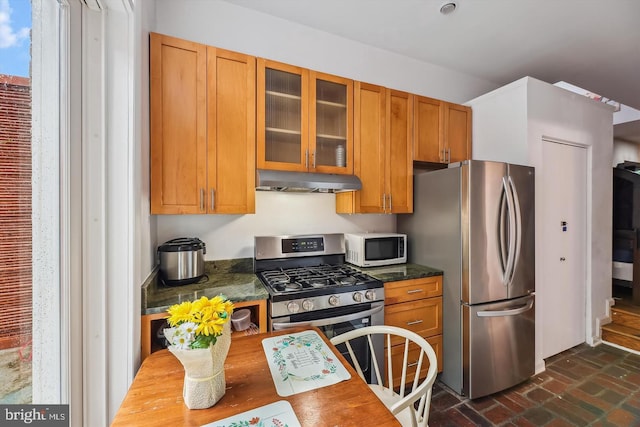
left=141, top=258, right=269, bottom=315
left=141, top=259, right=442, bottom=315
left=357, top=263, right=443, bottom=283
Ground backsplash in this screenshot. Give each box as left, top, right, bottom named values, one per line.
left=155, top=191, right=396, bottom=261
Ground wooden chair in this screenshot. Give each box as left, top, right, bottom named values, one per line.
left=330, top=325, right=438, bottom=427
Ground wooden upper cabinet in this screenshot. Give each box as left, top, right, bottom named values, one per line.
left=257, top=59, right=309, bottom=172
left=310, top=72, right=354, bottom=174
left=150, top=33, right=255, bottom=214
left=414, top=95, right=444, bottom=163
left=257, top=60, right=354, bottom=174
left=445, top=103, right=472, bottom=163
left=150, top=33, right=207, bottom=214
left=352, top=82, right=386, bottom=213
left=413, top=96, right=471, bottom=164
left=336, top=83, right=412, bottom=214
left=386, top=89, right=413, bottom=214
left=207, top=47, right=256, bottom=214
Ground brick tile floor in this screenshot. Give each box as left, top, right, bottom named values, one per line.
left=428, top=343, right=640, bottom=426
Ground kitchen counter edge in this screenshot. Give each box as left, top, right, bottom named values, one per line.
left=357, top=263, right=443, bottom=283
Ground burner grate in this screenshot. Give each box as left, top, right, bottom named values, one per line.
left=258, top=263, right=380, bottom=295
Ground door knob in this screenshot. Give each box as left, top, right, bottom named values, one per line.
left=560, top=257, right=566, bottom=261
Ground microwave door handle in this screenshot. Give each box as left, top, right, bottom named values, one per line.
left=271, top=305, right=384, bottom=330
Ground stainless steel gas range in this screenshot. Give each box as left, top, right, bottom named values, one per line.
left=254, top=233, right=384, bottom=383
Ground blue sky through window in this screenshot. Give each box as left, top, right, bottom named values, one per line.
left=0, top=0, right=31, bottom=77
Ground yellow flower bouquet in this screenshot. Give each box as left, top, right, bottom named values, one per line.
left=163, top=295, right=235, bottom=409
left=164, top=295, right=234, bottom=349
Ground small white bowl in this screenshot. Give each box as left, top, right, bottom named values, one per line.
left=231, top=309, right=251, bottom=331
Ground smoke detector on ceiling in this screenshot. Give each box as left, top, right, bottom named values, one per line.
left=440, top=1, right=457, bottom=15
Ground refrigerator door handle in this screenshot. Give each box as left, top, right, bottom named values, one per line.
left=502, top=176, right=517, bottom=285
left=476, top=297, right=534, bottom=317
left=499, top=183, right=509, bottom=278
left=508, top=176, right=523, bottom=284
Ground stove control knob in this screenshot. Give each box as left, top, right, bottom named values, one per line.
left=365, top=290, right=376, bottom=301
left=302, top=299, right=314, bottom=311
left=287, top=301, right=300, bottom=313
left=328, top=295, right=340, bottom=306
left=352, top=292, right=363, bottom=302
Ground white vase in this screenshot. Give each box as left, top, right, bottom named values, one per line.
left=167, top=322, right=232, bottom=409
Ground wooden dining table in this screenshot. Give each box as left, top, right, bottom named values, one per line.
left=111, top=327, right=400, bottom=426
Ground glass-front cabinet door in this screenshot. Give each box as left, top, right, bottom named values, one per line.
left=257, top=59, right=308, bottom=172
left=310, top=71, right=353, bottom=174
left=257, top=60, right=353, bottom=174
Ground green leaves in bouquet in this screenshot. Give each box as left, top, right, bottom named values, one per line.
left=191, top=334, right=217, bottom=349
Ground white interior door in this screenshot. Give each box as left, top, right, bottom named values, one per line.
left=540, top=140, right=587, bottom=359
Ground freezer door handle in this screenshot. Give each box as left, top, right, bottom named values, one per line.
left=476, top=297, right=534, bottom=317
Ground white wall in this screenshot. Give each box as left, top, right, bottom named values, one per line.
left=157, top=192, right=395, bottom=260
left=528, top=78, right=613, bottom=363
left=154, top=0, right=497, bottom=104
left=136, top=0, right=157, bottom=284
left=149, top=0, right=499, bottom=262
left=613, top=139, right=640, bottom=166
left=466, top=80, right=529, bottom=164
left=468, top=76, right=614, bottom=373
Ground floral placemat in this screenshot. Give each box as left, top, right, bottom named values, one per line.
left=262, top=330, right=351, bottom=397
left=201, top=400, right=300, bottom=427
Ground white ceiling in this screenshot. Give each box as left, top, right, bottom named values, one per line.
left=228, top=0, right=640, bottom=140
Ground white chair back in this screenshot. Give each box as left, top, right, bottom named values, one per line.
left=330, top=325, right=438, bottom=427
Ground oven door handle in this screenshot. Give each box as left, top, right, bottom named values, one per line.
left=271, top=305, right=384, bottom=331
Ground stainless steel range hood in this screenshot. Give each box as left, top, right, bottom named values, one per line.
left=256, top=169, right=362, bottom=193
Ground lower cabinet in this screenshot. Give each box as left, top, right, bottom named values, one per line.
left=140, top=299, right=267, bottom=362
left=384, top=276, right=443, bottom=383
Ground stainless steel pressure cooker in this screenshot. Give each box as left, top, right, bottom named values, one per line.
left=157, top=237, right=206, bottom=286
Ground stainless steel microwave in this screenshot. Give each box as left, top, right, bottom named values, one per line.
left=344, top=233, right=407, bottom=267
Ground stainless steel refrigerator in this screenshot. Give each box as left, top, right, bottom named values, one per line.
left=398, top=160, right=535, bottom=399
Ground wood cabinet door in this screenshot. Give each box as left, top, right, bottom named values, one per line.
left=386, top=89, right=413, bottom=213
left=207, top=47, right=256, bottom=214
left=384, top=297, right=443, bottom=341
left=150, top=33, right=207, bottom=214
left=384, top=276, right=442, bottom=305
left=413, top=95, right=444, bottom=163
left=445, top=102, right=472, bottom=163
left=310, top=71, right=354, bottom=174
left=352, top=82, right=386, bottom=213
left=386, top=334, right=442, bottom=384
left=427, top=334, right=443, bottom=372
left=257, top=59, right=309, bottom=172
